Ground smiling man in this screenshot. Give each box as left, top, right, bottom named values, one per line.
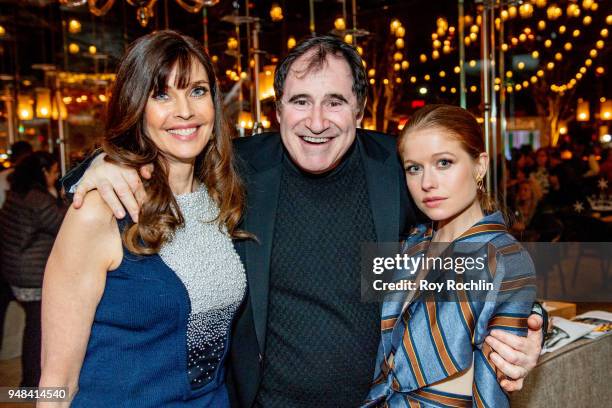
left=64, top=36, right=544, bottom=408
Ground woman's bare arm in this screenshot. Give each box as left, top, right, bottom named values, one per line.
left=38, top=191, right=122, bottom=407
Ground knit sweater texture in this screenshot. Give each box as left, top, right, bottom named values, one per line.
left=256, top=143, right=380, bottom=407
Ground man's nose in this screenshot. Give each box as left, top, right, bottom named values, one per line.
left=306, top=104, right=328, bottom=134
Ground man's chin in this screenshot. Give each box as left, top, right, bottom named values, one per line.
left=294, top=158, right=337, bottom=174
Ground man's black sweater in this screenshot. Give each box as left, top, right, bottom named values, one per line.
left=256, top=142, right=380, bottom=407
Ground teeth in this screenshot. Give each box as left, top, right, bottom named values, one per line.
left=168, top=127, right=197, bottom=136
left=302, top=136, right=330, bottom=144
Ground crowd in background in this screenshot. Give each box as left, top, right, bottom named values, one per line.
left=504, top=143, right=612, bottom=242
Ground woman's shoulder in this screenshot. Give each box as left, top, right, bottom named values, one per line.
left=489, top=232, right=535, bottom=279
left=65, top=190, right=116, bottom=231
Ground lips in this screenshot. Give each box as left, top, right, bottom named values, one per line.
left=301, top=135, right=331, bottom=144
left=166, top=125, right=200, bottom=141
left=422, top=197, right=446, bottom=208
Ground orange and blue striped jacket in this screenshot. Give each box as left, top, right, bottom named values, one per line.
left=364, top=211, right=536, bottom=408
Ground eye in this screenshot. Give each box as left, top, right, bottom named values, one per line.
left=437, top=158, right=453, bottom=168
left=152, top=90, right=169, bottom=101
left=405, top=164, right=422, bottom=175
left=191, top=86, right=209, bottom=97
left=329, top=99, right=343, bottom=107
left=293, top=99, right=308, bottom=106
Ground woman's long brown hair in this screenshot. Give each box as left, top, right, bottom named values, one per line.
left=102, top=30, right=248, bottom=255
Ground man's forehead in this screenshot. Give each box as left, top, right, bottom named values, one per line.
left=284, top=52, right=354, bottom=96
left=290, top=50, right=351, bottom=75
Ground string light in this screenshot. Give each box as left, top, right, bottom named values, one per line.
left=334, top=17, right=346, bottom=31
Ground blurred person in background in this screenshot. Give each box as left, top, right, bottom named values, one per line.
left=511, top=180, right=540, bottom=240
left=600, top=148, right=612, bottom=183
left=0, top=141, right=33, bottom=356
left=0, top=151, right=65, bottom=387
left=0, top=141, right=33, bottom=208
left=530, top=148, right=550, bottom=197
left=583, top=145, right=601, bottom=178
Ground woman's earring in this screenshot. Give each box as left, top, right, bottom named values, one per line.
left=477, top=176, right=485, bottom=192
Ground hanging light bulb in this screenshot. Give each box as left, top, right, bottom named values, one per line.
left=35, top=88, right=52, bottom=118
left=508, top=6, right=518, bottom=18
left=577, top=100, right=590, bottom=121
left=535, top=0, right=547, bottom=8
left=68, top=19, right=81, bottom=34
left=136, top=5, right=154, bottom=28
left=567, top=3, right=580, bottom=18
left=519, top=3, right=534, bottom=18
left=287, top=36, right=296, bottom=50
left=547, top=5, right=561, bottom=20
left=390, top=19, right=401, bottom=34
left=334, top=17, right=346, bottom=31
left=269, top=4, right=283, bottom=22
left=227, top=37, right=238, bottom=50
left=17, top=94, right=34, bottom=121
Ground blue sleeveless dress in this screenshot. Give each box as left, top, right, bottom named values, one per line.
left=72, top=188, right=246, bottom=407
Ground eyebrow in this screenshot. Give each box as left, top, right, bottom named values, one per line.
left=327, top=93, right=349, bottom=103
left=403, top=152, right=457, bottom=164
left=166, top=79, right=210, bottom=90
left=287, top=93, right=310, bottom=103
left=286, top=93, right=350, bottom=103
left=189, top=79, right=209, bottom=86
left=431, top=151, right=457, bottom=157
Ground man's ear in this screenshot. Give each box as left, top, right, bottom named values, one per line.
left=356, top=98, right=366, bottom=126
left=276, top=103, right=281, bottom=124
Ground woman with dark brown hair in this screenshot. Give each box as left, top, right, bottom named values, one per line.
left=39, top=31, right=246, bottom=407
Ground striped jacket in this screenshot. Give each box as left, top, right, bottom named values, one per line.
left=364, top=212, right=536, bottom=408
